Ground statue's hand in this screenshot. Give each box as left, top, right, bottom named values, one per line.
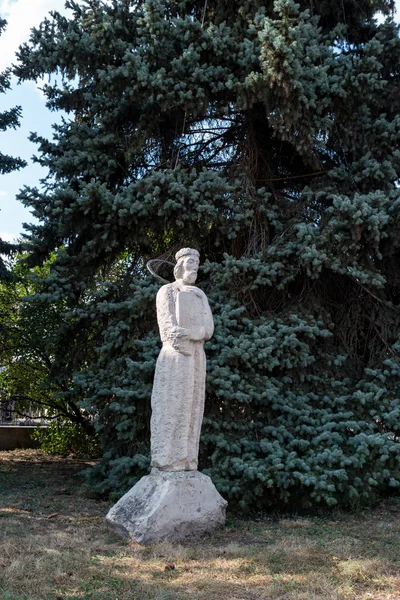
left=169, top=326, right=192, bottom=355
left=171, top=326, right=190, bottom=339
left=169, top=326, right=206, bottom=353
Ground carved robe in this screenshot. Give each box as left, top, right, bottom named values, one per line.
left=150, top=281, right=214, bottom=471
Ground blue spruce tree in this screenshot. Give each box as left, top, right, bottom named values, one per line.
left=13, top=0, right=400, bottom=507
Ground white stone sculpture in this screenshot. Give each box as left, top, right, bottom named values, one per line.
left=106, top=248, right=227, bottom=544
left=150, top=247, right=214, bottom=471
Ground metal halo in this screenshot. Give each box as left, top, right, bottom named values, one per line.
left=146, top=258, right=175, bottom=284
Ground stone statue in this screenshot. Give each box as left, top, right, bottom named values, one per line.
left=105, top=247, right=226, bottom=544
left=150, top=247, right=214, bottom=471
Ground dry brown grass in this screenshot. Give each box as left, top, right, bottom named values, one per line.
left=1, top=449, right=400, bottom=600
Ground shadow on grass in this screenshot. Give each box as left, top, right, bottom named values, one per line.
left=1, top=450, right=400, bottom=600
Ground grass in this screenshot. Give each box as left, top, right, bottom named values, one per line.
left=1, top=450, right=399, bottom=600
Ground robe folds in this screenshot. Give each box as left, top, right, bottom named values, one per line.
left=150, top=280, right=214, bottom=471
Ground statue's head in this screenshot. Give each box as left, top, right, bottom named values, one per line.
left=174, top=248, right=200, bottom=284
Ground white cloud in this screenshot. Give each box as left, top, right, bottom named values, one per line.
left=0, top=0, right=71, bottom=71
left=0, top=190, right=8, bottom=197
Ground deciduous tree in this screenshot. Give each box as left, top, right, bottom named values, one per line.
left=0, top=258, right=96, bottom=436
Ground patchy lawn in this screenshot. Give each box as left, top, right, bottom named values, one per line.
left=0, top=449, right=399, bottom=600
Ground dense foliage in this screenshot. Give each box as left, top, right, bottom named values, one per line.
left=0, top=19, right=26, bottom=279
left=12, top=0, right=400, bottom=508
left=32, top=419, right=100, bottom=457
left=0, top=259, right=96, bottom=435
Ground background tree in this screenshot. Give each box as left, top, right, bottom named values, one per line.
left=0, top=18, right=26, bottom=279
left=0, top=258, right=96, bottom=433
left=12, top=0, right=400, bottom=507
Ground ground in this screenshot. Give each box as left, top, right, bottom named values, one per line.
left=0, top=449, right=399, bottom=600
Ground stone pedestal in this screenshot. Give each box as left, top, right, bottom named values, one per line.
left=106, top=469, right=227, bottom=545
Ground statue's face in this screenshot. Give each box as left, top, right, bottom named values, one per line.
left=181, top=255, right=199, bottom=285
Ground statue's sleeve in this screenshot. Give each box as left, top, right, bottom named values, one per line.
left=203, top=295, right=214, bottom=340
left=156, top=284, right=178, bottom=343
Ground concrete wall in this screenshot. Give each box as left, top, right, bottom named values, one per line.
left=0, top=426, right=45, bottom=450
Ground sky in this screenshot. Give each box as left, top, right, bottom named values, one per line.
left=0, top=0, right=399, bottom=243
left=0, top=0, right=70, bottom=243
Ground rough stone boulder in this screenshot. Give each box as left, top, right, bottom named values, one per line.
left=106, top=469, right=227, bottom=545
